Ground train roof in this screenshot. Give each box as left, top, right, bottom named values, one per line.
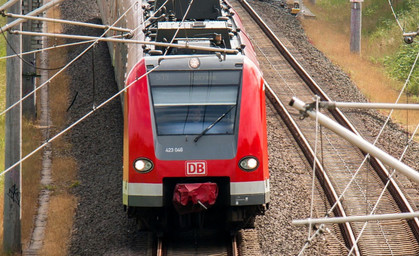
left=142, top=0, right=243, bottom=56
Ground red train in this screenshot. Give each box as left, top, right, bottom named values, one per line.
left=97, top=0, right=269, bottom=233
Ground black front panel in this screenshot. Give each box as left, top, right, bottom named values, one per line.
left=149, top=70, right=240, bottom=136
left=146, top=56, right=244, bottom=160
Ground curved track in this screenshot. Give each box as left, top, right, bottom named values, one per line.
left=59, top=0, right=419, bottom=255
left=231, top=0, right=419, bottom=254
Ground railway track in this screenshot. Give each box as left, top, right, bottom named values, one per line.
left=59, top=0, right=419, bottom=255
left=152, top=232, right=240, bottom=256
left=230, top=0, right=419, bottom=255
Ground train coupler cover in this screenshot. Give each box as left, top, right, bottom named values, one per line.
left=172, top=183, right=218, bottom=215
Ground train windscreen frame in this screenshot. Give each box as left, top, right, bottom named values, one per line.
left=149, top=70, right=241, bottom=136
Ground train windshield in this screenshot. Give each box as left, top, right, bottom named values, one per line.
left=149, top=70, right=241, bottom=136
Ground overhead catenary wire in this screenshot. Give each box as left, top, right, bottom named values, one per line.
left=0, top=39, right=95, bottom=60
left=0, top=0, right=65, bottom=32
left=347, top=122, right=419, bottom=256
left=131, top=0, right=170, bottom=35
left=0, top=1, right=140, bottom=117
left=319, top=50, right=419, bottom=218
left=295, top=50, right=419, bottom=255
left=0, top=0, right=188, bottom=116
left=0, top=65, right=159, bottom=177
left=387, top=0, right=404, bottom=32
left=346, top=51, right=419, bottom=254
left=10, top=30, right=238, bottom=54
left=295, top=50, right=419, bottom=254
left=0, top=26, right=66, bottom=70
left=0, top=0, right=19, bottom=12
left=0, top=0, right=221, bottom=177
left=0, top=52, right=225, bottom=177
left=248, top=34, right=297, bottom=96
left=308, top=96, right=320, bottom=239
left=2, top=12, right=133, bottom=34
left=162, top=0, right=195, bottom=55
left=0, top=34, right=131, bottom=61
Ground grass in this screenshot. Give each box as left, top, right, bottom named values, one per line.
left=0, top=0, right=8, bottom=252
left=37, top=6, right=79, bottom=255
left=307, top=0, right=418, bottom=93
left=0, top=0, right=44, bottom=251
left=302, top=1, right=419, bottom=135
left=39, top=157, right=77, bottom=256
left=1, top=2, right=77, bottom=255
left=21, top=121, right=43, bottom=250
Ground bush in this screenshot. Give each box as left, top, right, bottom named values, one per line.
left=384, top=43, right=419, bottom=96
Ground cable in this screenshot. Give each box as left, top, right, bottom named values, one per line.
left=0, top=39, right=95, bottom=60
left=131, top=0, right=170, bottom=37
left=347, top=52, right=418, bottom=253
left=248, top=33, right=297, bottom=96
left=387, top=0, right=404, bottom=32
left=0, top=0, right=214, bottom=177
left=1, top=63, right=160, bottom=177
left=308, top=96, right=320, bottom=239
left=0, top=25, right=66, bottom=70
left=324, top=50, right=419, bottom=218
left=347, top=121, right=419, bottom=256
left=0, top=33, right=129, bottom=60
left=162, top=0, right=195, bottom=55
left=91, top=46, right=96, bottom=108
left=335, top=50, right=419, bottom=255
left=0, top=1, right=139, bottom=117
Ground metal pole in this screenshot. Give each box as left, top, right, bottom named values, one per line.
left=350, top=0, right=362, bottom=53
left=1, top=0, right=64, bottom=32
left=293, top=212, right=419, bottom=226
left=289, top=97, right=419, bottom=184
left=3, top=0, right=22, bottom=253
left=4, top=13, right=133, bottom=34
left=9, top=30, right=239, bottom=54
left=0, top=0, right=20, bottom=12
left=319, top=101, right=419, bottom=110
left=21, top=0, right=36, bottom=119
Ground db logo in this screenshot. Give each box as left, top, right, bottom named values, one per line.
left=186, top=161, right=207, bottom=176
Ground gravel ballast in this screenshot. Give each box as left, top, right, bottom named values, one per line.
left=59, top=0, right=419, bottom=255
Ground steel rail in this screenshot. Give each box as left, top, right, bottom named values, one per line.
left=265, top=83, right=359, bottom=255
left=232, top=235, right=239, bottom=256
left=156, top=237, right=163, bottom=256
left=237, top=0, right=419, bottom=247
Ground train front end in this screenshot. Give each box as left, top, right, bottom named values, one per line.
left=123, top=54, right=269, bottom=232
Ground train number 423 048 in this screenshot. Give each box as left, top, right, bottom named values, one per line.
left=165, top=147, right=184, bottom=153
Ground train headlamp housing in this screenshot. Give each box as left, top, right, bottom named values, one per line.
left=189, top=57, right=200, bottom=69
left=239, top=156, right=259, bottom=171
left=133, top=158, right=154, bottom=173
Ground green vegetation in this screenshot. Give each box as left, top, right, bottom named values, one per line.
left=69, top=180, right=80, bottom=188
left=384, top=43, right=419, bottom=95
left=316, top=0, right=418, bottom=98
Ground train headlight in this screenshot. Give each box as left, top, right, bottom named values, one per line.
left=189, top=57, right=200, bottom=69
left=239, top=156, right=259, bottom=171
left=133, top=158, right=154, bottom=173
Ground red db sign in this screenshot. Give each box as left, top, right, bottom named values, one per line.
left=186, top=161, right=207, bottom=176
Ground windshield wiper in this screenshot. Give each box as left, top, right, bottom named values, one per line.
left=194, top=105, right=236, bottom=143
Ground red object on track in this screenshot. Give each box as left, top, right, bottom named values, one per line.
left=173, top=183, right=219, bottom=214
